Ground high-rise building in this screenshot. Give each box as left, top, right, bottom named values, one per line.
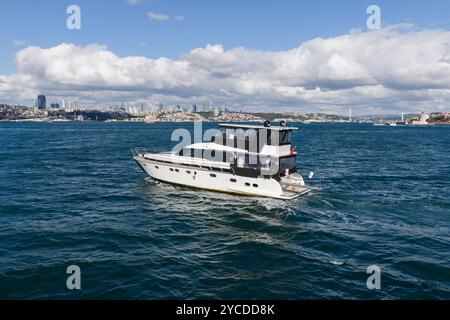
left=192, top=104, right=197, bottom=113
left=37, top=95, right=46, bottom=109
left=50, top=102, right=60, bottom=109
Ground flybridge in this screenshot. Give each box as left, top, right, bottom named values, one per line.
left=215, top=121, right=295, bottom=151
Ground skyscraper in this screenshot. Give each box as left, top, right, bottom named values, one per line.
left=37, top=95, right=46, bottom=110
left=50, top=102, right=60, bottom=109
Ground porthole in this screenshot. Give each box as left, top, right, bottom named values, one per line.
left=155, top=166, right=159, bottom=169
left=186, top=170, right=191, bottom=174
left=230, top=178, right=237, bottom=183
left=245, top=182, right=250, bottom=187
left=175, top=169, right=179, bottom=172
left=170, top=168, right=174, bottom=172
left=253, top=184, right=258, bottom=188
left=210, top=173, right=217, bottom=178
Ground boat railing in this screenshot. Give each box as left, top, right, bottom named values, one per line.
left=177, top=155, right=229, bottom=170
left=132, top=148, right=287, bottom=176
left=131, top=147, right=167, bottom=158
left=133, top=148, right=230, bottom=170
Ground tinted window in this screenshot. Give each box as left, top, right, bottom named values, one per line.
left=280, top=157, right=296, bottom=173
left=279, top=131, right=292, bottom=144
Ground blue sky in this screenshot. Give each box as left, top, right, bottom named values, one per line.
left=2, top=0, right=450, bottom=73
left=2, top=0, right=450, bottom=113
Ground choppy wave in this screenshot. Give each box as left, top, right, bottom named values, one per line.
left=0, top=122, right=449, bottom=299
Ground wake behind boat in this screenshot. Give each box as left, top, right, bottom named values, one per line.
left=132, top=121, right=310, bottom=199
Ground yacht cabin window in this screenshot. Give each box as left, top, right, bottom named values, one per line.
left=279, top=131, right=292, bottom=145
left=279, top=156, right=296, bottom=175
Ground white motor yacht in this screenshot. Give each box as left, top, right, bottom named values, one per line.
left=133, top=121, right=310, bottom=199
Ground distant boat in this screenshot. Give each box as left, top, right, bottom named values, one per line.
left=373, top=121, right=397, bottom=126
left=303, top=119, right=326, bottom=124
left=396, top=112, right=407, bottom=125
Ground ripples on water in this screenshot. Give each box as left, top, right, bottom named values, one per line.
left=0, top=122, right=449, bottom=299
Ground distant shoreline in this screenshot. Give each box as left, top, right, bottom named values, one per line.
left=2, top=119, right=450, bottom=125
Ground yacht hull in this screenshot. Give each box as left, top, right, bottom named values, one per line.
left=134, top=156, right=309, bottom=200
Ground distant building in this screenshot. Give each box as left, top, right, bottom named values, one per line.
left=203, top=104, right=212, bottom=112
left=37, top=95, right=46, bottom=110
left=192, top=104, right=197, bottom=113
left=430, top=112, right=443, bottom=120
left=429, top=111, right=450, bottom=123
left=50, top=102, right=60, bottom=109
left=410, top=112, right=430, bottom=125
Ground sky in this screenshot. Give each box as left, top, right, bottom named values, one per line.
left=2, top=0, right=450, bottom=114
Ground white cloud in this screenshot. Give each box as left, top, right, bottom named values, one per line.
left=126, top=0, right=141, bottom=6
left=147, top=11, right=184, bottom=22
left=147, top=11, right=171, bottom=21
left=3, top=24, right=450, bottom=114
left=12, top=40, right=26, bottom=47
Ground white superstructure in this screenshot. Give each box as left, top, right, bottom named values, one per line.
left=133, top=121, right=310, bottom=199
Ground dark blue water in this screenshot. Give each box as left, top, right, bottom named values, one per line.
left=0, top=122, right=449, bottom=299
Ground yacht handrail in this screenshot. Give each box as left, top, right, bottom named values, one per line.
left=132, top=148, right=292, bottom=176
left=136, top=149, right=230, bottom=170
left=132, top=147, right=165, bottom=157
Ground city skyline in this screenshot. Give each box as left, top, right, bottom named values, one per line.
left=2, top=1, right=450, bottom=114
left=8, top=94, right=376, bottom=118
